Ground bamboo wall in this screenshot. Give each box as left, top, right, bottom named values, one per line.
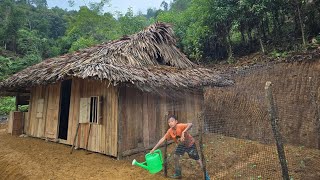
left=119, top=86, right=203, bottom=156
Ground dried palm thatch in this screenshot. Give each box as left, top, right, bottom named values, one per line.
left=0, top=22, right=233, bottom=96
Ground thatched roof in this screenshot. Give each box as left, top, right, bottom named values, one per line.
left=0, top=22, right=233, bottom=95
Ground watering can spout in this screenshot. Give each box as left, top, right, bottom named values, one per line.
left=132, top=159, right=149, bottom=170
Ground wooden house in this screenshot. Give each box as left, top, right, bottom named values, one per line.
left=0, top=23, right=232, bottom=158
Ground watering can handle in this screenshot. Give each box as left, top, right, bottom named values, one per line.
left=154, top=149, right=163, bottom=163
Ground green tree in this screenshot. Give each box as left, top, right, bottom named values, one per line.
left=0, top=0, right=28, bottom=52
left=69, top=37, right=97, bottom=52
left=0, top=56, right=11, bottom=81
left=30, top=0, right=47, bottom=8
left=170, top=0, right=191, bottom=11
left=237, top=0, right=268, bottom=53
left=66, top=6, right=119, bottom=44
left=118, top=8, right=149, bottom=36
left=288, top=0, right=307, bottom=47
left=10, top=54, right=41, bottom=73
left=89, top=0, right=110, bottom=14
left=145, top=8, right=158, bottom=19
left=47, top=7, right=68, bottom=39
left=17, top=29, right=43, bottom=55
left=160, top=1, right=169, bottom=11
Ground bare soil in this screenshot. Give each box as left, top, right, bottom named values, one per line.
left=1, top=123, right=320, bottom=180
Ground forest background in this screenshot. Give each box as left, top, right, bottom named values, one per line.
left=1, top=0, right=320, bottom=115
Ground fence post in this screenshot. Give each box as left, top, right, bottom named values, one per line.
left=163, top=113, right=168, bottom=177
left=198, top=112, right=207, bottom=180
left=265, top=81, right=290, bottom=180
left=164, top=139, right=168, bottom=177
left=308, top=76, right=320, bottom=149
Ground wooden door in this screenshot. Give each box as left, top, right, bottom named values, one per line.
left=45, top=83, right=61, bottom=139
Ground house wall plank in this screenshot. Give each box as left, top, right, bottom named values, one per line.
left=27, top=85, right=50, bottom=138
left=44, top=83, right=61, bottom=139
left=119, top=87, right=203, bottom=155
left=67, top=78, right=118, bottom=157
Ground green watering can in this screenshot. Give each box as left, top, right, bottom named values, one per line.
left=132, top=149, right=163, bottom=174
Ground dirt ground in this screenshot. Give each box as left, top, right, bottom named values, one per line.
left=1, top=122, right=320, bottom=180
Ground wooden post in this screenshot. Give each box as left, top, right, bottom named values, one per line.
left=85, top=123, right=92, bottom=154
left=163, top=113, right=168, bottom=177
left=15, top=93, right=19, bottom=111
left=265, top=81, right=290, bottom=180
left=164, top=139, right=168, bottom=177
left=117, top=88, right=123, bottom=160
left=70, top=123, right=80, bottom=154
left=198, top=112, right=207, bottom=180
left=308, top=76, right=320, bottom=149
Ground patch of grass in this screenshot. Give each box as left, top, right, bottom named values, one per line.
left=270, top=50, right=288, bottom=58
left=249, top=163, right=257, bottom=169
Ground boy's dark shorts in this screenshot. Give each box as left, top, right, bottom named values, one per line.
left=175, top=143, right=200, bottom=160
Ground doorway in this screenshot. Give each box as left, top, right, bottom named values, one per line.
left=58, top=79, right=72, bottom=140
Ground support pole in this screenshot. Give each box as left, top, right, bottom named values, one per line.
left=15, top=93, right=19, bottom=111
left=198, top=112, right=207, bottom=180
left=265, top=81, right=289, bottom=180
left=164, top=139, right=168, bottom=177
left=86, top=123, right=92, bottom=154
left=308, top=76, right=320, bottom=149
left=117, top=88, right=123, bottom=160
left=70, top=123, right=80, bottom=154
left=163, top=113, right=168, bottom=177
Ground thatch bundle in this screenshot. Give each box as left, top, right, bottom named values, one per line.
left=0, top=22, right=232, bottom=95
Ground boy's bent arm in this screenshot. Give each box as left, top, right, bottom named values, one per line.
left=182, top=123, right=193, bottom=134
left=150, top=136, right=166, bottom=153
left=181, top=123, right=193, bottom=141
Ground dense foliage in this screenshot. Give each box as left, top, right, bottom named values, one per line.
left=157, top=0, right=320, bottom=62
left=0, top=97, right=15, bottom=115
left=1, top=0, right=319, bottom=65
left=0, top=0, right=320, bottom=115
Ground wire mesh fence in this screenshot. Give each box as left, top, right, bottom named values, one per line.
left=162, top=60, right=320, bottom=179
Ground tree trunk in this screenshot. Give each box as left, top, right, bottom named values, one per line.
left=241, top=29, right=246, bottom=44
left=264, top=13, right=270, bottom=36
left=248, top=29, right=252, bottom=42
left=248, top=28, right=253, bottom=51
left=296, top=1, right=306, bottom=47
left=240, top=22, right=246, bottom=44
left=273, top=10, right=281, bottom=40
left=259, top=37, right=265, bottom=54
left=258, top=25, right=265, bottom=54
left=227, top=33, right=233, bottom=62
left=262, top=18, right=267, bottom=40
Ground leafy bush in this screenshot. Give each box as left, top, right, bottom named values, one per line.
left=69, top=37, right=97, bottom=52
left=270, top=50, right=288, bottom=58
left=0, top=54, right=41, bottom=82
left=19, top=105, right=29, bottom=112
left=315, top=35, right=320, bottom=43
left=0, top=56, right=11, bottom=81
left=0, top=97, right=15, bottom=115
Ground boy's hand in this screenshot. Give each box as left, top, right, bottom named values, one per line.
left=150, top=149, right=154, bottom=154
left=180, top=133, right=185, bottom=142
